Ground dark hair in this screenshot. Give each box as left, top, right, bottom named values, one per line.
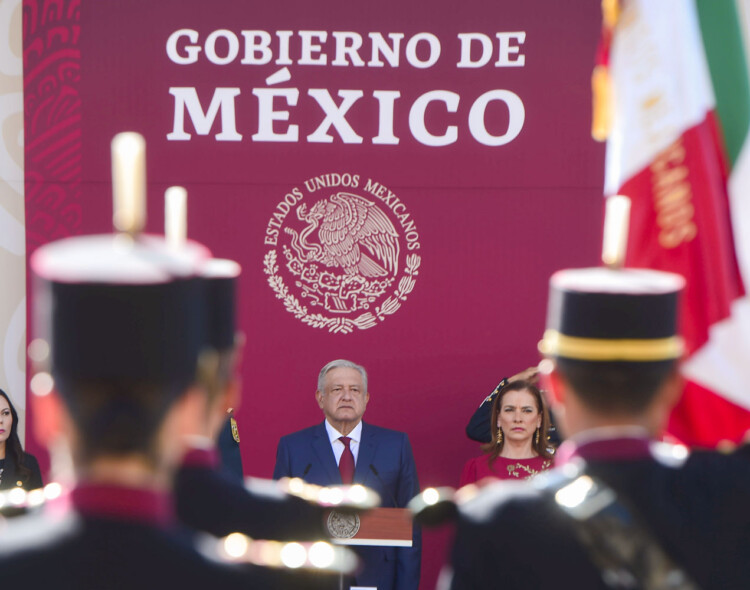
left=0, top=389, right=32, bottom=483
left=481, top=380, right=554, bottom=463
left=555, top=358, right=677, bottom=414
left=53, top=375, right=193, bottom=466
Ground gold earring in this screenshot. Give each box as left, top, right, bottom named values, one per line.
left=496, top=428, right=503, bottom=445
left=534, top=428, right=540, bottom=445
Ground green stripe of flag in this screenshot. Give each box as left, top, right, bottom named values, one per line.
left=696, top=0, right=750, bottom=167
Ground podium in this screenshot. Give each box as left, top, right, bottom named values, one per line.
left=327, top=507, right=413, bottom=590
left=328, top=507, right=413, bottom=547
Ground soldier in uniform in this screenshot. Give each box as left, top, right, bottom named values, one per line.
left=0, top=133, right=343, bottom=589
left=217, top=407, right=243, bottom=482
left=175, top=257, right=328, bottom=541
left=444, top=266, right=750, bottom=590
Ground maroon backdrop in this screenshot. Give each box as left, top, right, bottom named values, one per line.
left=23, top=2, right=604, bottom=588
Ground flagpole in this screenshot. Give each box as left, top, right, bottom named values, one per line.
left=602, top=195, right=630, bottom=269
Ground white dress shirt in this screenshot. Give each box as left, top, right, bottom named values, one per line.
left=325, top=420, right=363, bottom=466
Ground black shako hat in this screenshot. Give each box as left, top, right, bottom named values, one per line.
left=31, top=233, right=211, bottom=383
left=201, top=258, right=241, bottom=352
left=538, top=267, right=686, bottom=362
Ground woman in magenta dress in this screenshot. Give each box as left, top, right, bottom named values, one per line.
left=460, top=380, right=554, bottom=485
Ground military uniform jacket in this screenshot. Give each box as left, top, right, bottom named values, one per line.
left=176, top=446, right=327, bottom=540
left=217, top=415, right=244, bottom=483
left=0, top=483, right=265, bottom=590
left=448, top=433, right=750, bottom=590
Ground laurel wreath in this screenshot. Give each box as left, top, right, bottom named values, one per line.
left=263, top=250, right=421, bottom=334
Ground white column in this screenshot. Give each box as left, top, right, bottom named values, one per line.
left=0, top=0, right=27, bottom=443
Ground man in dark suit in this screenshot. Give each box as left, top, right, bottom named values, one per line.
left=274, top=359, right=421, bottom=590
left=444, top=266, right=750, bottom=590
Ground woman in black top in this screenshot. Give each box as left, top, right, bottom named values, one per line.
left=0, top=389, right=43, bottom=490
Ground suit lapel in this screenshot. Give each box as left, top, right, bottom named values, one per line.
left=354, top=421, right=377, bottom=486
left=312, top=421, right=342, bottom=484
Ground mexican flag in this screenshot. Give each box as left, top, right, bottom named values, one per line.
left=600, top=0, right=750, bottom=446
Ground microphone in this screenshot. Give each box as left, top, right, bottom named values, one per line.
left=302, top=463, right=312, bottom=477
left=369, top=464, right=399, bottom=507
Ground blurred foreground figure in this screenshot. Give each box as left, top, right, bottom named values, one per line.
left=444, top=267, right=750, bottom=590
left=0, top=133, right=321, bottom=589
left=175, top=257, right=327, bottom=541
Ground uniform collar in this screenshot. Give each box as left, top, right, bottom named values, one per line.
left=556, top=426, right=652, bottom=464
left=182, top=438, right=219, bottom=469
left=72, top=482, right=174, bottom=528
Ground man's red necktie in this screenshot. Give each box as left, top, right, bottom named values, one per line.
left=339, top=436, right=355, bottom=484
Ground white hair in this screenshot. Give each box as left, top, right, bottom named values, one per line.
left=317, top=359, right=368, bottom=392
